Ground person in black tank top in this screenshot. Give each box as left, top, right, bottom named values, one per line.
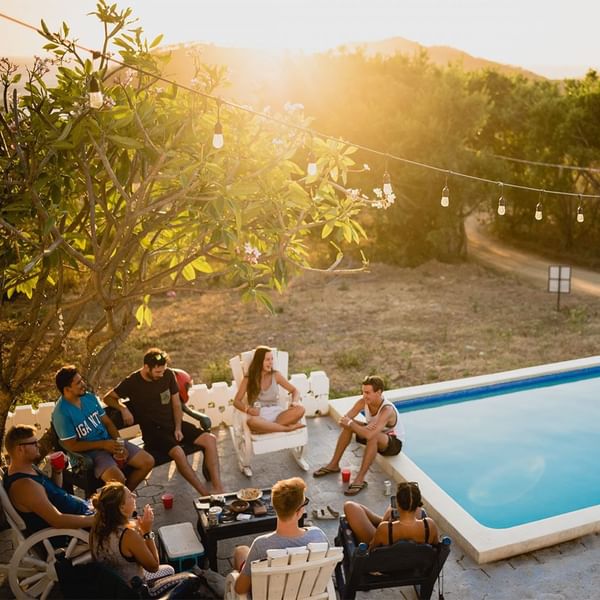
left=344, top=481, right=439, bottom=548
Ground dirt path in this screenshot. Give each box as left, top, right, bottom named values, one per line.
left=465, top=214, right=600, bottom=297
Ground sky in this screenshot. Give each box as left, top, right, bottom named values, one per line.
left=0, top=0, right=598, bottom=78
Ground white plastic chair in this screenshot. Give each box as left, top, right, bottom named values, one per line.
left=224, top=543, right=343, bottom=600
left=229, top=349, right=309, bottom=477
left=0, top=472, right=91, bottom=599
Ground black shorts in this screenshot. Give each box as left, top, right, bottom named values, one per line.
left=143, top=421, right=205, bottom=456
left=355, top=433, right=402, bottom=457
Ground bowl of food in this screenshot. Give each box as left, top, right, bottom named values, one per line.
left=236, top=488, right=262, bottom=502
left=229, top=500, right=250, bottom=513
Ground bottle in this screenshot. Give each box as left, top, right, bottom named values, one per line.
left=357, top=542, right=368, bottom=557
left=390, top=495, right=399, bottom=520
left=115, top=437, right=126, bottom=468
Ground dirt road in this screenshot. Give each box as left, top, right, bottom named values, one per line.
left=465, top=215, right=600, bottom=297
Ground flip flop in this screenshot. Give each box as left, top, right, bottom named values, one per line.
left=313, top=466, right=341, bottom=478
left=327, top=505, right=340, bottom=518
left=344, top=481, right=368, bottom=496
left=312, top=508, right=338, bottom=520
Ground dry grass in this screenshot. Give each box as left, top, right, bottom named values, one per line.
left=97, top=261, right=600, bottom=398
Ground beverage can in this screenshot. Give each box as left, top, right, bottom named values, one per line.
left=384, top=480, right=392, bottom=496
left=115, top=437, right=126, bottom=468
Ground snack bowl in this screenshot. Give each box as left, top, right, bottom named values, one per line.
left=236, top=488, right=262, bottom=502
left=229, top=500, right=250, bottom=513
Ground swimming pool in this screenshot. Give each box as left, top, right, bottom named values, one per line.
left=329, top=356, right=600, bottom=563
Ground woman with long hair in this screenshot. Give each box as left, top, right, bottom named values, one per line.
left=344, top=481, right=439, bottom=548
left=233, top=346, right=305, bottom=433
left=90, top=482, right=177, bottom=594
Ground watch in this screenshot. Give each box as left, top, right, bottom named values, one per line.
left=143, top=531, right=155, bottom=540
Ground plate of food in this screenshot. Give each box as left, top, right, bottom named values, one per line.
left=236, top=488, right=262, bottom=502
left=229, top=500, right=250, bottom=513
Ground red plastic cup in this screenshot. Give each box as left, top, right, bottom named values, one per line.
left=341, top=468, right=351, bottom=483
left=49, top=451, right=66, bottom=471
left=161, top=493, right=174, bottom=509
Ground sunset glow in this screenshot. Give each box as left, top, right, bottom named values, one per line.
left=0, top=0, right=598, bottom=78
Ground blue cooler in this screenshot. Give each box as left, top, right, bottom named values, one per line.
left=158, top=522, right=205, bottom=572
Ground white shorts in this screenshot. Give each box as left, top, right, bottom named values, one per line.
left=259, top=405, right=284, bottom=422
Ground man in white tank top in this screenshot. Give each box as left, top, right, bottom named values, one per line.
left=313, top=376, right=404, bottom=496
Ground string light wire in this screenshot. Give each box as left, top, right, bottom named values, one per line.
left=1, top=10, right=600, bottom=202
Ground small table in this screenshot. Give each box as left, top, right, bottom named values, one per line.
left=194, top=488, right=304, bottom=571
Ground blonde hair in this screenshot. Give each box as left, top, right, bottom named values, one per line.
left=271, top=477, right=306, bottom=520
left=90, top=482, right=129, bottom=557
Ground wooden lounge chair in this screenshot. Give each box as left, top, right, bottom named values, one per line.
left=224, top=543, right=343, bottom=600
left=229, top=349, right=309, bottom=477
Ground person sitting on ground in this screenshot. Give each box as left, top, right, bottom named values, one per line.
left=232, top=346, right=305, bottom=433
left=344, top=481, right=439, bottom=548
left=103, top=348, right=224, bottom=495
left=313, top=375, right=404, bottom=496
left=90, top=481, right=188, bottom=596
left=52, top=365, right=154, bottom=491
left=3, top=425, right=94, bottom=534
left=232, top=477, right=328, bottom=595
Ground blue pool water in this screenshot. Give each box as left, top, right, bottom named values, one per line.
left=394, top=366, right=600, bottom=529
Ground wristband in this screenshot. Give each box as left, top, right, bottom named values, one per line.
left=143, top=531, right=155, bottom=540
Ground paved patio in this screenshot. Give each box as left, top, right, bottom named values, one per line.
left=2, top=415, right=600, bottom=598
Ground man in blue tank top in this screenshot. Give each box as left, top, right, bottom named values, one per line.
left=313, top=375, right=405, bottom=496
left=2, top=425, right=94, bottom=535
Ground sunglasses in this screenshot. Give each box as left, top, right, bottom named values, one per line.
left=18, top=440, right=40, bottom=447
left=296, top=497, right=310, bottom=511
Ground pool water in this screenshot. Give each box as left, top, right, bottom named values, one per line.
left=395, top=368, right=600, bottom=529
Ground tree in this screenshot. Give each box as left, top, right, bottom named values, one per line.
left=0, top=2, right=367, bottom=439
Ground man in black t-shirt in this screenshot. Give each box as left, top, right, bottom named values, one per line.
left=104, top=348, right=224, bottom=495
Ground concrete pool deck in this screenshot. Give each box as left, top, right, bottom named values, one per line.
left=1, top=415, right=600, bottom=599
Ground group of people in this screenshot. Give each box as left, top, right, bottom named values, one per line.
left=2, top=344, right=440, bottom=596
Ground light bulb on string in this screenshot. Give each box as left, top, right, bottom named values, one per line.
left=497, top=183, right=506, bottom=216
left=577, top=195, right=584, bottom=223
left=440, top=172, right=450, bottom=207
left=535, top=200, right=543, bottom=221
left=88, top=76, right=103, bottom=109
left=212, top=100, right=224, bottom=149
left=307, top=151, right=317, bottom=177
left=382, top=157, right=393, bottom=196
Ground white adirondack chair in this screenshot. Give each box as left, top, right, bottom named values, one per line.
left=224, top=544, right=343, bottom=600
left=229, top=349, right=309, bottom=477
left=0, top=472, right=91, bottom=599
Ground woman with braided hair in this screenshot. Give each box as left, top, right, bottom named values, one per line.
left=344, top=481, right=439, bottom=548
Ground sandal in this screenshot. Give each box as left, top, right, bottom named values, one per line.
left=344, top=481, right=368, bottom=496
left=312, top=508, right=338, bottom=520
left=313, top=466, right=340, bottom=478
left=327, top=505, right=340, bottom=518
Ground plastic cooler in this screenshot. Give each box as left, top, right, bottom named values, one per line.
left=157, top=522, right=205, bottom=572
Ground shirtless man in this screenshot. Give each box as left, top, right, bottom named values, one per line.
left=313, top=375, right=404, bottom=496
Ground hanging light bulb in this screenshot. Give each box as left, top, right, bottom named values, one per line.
left=497, top=196, right=506, bottom=216
left=382, top=171, right=393, bottom=196
left=577, top=195, right=584, bottom=223
left=440, top=173, right=450, bottom=207
left=535, top=202, right=543, bottom=221
left=88, top=76, right=103, bottom=109
left=307, top=152, right=318, bottom=177
left=212, top=101, right=224, bottom=149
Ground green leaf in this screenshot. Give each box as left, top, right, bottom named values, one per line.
left=107, top=135, right=144, bottom=149
left=182, top=263, right=195, bottom=281
left=192, top=256, right=213, bottom=273
left=321, top=222, right=334, bottom=239
left=150, top=34, right=164, bottom=48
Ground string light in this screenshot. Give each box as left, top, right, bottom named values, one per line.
left=577, top=195, right=584, bottom=223
left=382, top=158, right=393, bottom=196
left=307, top=138, right=318, bottom=176
left=212, top=100, right=224, bottom=149
left=88, top=76, right=103, bottom=109
left=497, top=183, right=506, bottom=216
left=440, top=172, right=450, bottom=207
left=535, top=192, right=544, bottom=221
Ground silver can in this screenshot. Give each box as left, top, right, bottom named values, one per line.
left=384, top=480, right=393, bottom=496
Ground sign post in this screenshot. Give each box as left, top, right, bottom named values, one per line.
left=548, top=265, right=571, bottom=311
